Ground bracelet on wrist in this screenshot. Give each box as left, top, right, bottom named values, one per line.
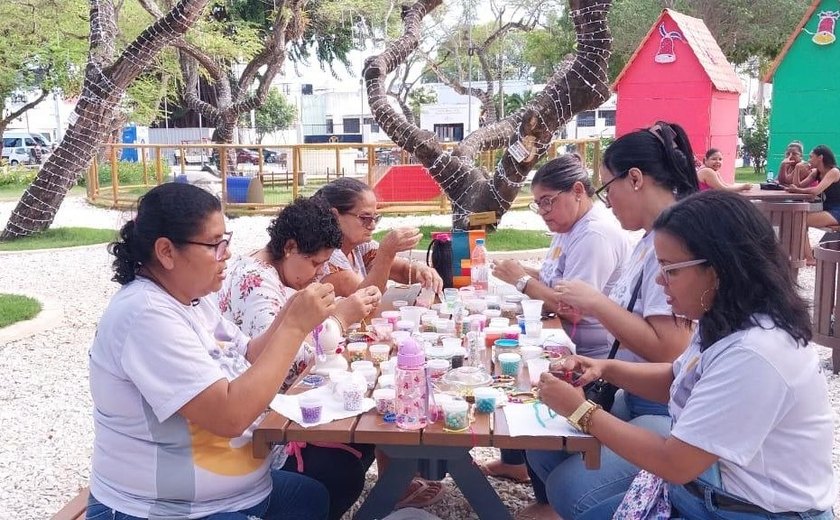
left=329, top=315, right=346, bottom=337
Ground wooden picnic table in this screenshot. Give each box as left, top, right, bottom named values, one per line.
left=739, top=187, right=822, bottom=277
left=252, top=322, right=600, bottom=520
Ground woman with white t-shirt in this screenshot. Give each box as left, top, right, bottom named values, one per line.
left=87, top=183, right=332, bottom=519
left=538, top=191, right=835, bottom=518
left=525, top=121, right=699, bottom=520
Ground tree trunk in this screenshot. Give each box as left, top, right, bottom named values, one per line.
left=2, top=0, right=213, bottom=239
left=367, top=0, right=611, bottom=229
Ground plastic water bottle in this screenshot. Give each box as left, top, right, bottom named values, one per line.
left=470, top=238, right=488, bottom=291
left=394, top=338, right=428, bottom=430
left=766, top=170, right=775, bottom=182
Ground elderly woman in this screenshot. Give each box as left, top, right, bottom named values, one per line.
left=313, top=178, right=443, bottom=297
left=696, top=148, right=751, bottom=192
left=526, top=121, right=698, bottom=519
left=218, top=197, right=380, bottom=520
left=489, top=154, right=631, bottom=515
left=87, top=183, right=331, bottom=519
left=538, top=191, right=835, bottom=519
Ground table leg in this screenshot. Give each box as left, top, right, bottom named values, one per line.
left=353, top=453, right=417, bottom=520
left=447, top=454, right=514, bottom=520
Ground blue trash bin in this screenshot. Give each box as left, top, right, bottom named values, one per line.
left=175, top=174, right=189, bottom=184
left=226, top=177, right=251, bottom=203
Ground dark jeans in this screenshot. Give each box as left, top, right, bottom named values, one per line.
left=85, top=469, right=329, bottom=519
left=283, top=443, right=376, bottom=520
left=499, top=449, right=548, bottom=504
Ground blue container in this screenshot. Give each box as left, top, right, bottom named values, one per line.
left=175, top=174, right=189, bottom=184
left=226, top=177, right=251, bottom=203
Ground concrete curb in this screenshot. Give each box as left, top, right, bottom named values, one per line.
left=0, top=241, right=110, bottom=256
left=0, top=293, right=64, bottom=344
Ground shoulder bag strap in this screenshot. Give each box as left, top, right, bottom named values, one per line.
left=606, top=269, right=645, bottom=360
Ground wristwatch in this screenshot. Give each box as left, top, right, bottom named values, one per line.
left=567, top=400, right=602, bottom=433
left=515, top=274, right=533, bottom=293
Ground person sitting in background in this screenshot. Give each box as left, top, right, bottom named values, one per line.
left=88, top=183, right=331, bottom=520
left=696, top=148, right=751, bottom=192
left=218, top=196, right=379, bottom=520
left=537, top=190, right=835, bottom=519
left=489, top=154, right=631, bottom=516
left=777, top=141, right=813, bottom=187
left=313, top=178, right=443, bottom=297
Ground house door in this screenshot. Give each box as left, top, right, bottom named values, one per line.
left=434, top=124, right=464, bottom=142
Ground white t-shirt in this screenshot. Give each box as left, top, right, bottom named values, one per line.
left=539, top=204, right=632, bottom=357
left=669, top=317, right=836, bottom=512
left=607, top=231, right=673, bottom=363
left=89, top=278, right=272, bottom=518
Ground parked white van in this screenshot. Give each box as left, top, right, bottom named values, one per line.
left=2, top=132, right=51, bottom=165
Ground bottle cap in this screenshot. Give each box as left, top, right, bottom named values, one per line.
left=397, top=337, right=426, bottom=369
left=476, top=238, right=485, bottom=245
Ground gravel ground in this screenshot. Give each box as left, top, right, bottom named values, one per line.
left=0, top=196, right=837, bottom=519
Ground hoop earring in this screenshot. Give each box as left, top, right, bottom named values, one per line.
left=700, top=288, right=713, bottom=312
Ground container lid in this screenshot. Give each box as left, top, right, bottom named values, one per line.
left=397, top=337, right=426, bottom=369
left=476, top=238, right=485, bottom=245
left=396, top=319, right=415, bottom=329
left=442, top=366, right=493, bottom=389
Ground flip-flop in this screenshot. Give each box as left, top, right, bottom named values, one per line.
left=477, top=462, right=531, bottom=484
left=395, top=478, right=445, bottom=509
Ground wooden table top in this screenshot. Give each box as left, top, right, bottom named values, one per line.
left=739, top=187, right=817, bottom=202
left=252, top=326, right=600, bottom=467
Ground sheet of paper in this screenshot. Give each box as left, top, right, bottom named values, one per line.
left=502, top=402, right=591, bottom=437
left=379, top=283, right=422, bottom=312
left=270, top=386, right=374, bottom=428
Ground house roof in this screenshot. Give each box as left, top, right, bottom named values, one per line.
left=612, top=9, right=744, bottom=94
left=763, top=0, right=822, bottom=83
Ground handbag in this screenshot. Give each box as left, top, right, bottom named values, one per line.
left=582, top=270, right=644, bottom=411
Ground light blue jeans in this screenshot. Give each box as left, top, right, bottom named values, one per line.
left=670, top=464, right=835, bottom=520
left=85, top=469, right=329, bottom=520
left=525, top=390, right=671, bottom=520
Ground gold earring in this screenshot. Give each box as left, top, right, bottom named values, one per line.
left=700, top=288, right=713, bottom=312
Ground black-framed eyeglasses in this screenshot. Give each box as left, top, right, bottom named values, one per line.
left=529, top=192, right=563, bottom=214
left=345, top=212, right=382, bottom=228
left=182, top=231, right=233, bottom=261
left=594, top=173, right=626, bottom=205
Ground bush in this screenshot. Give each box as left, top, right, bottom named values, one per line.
left=0, top=167, right=37, bottom=187
left=94, top=161, right=169, bottom=186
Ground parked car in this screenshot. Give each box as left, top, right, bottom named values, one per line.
left=236, top=149, right=260, bottom=165
left=1, top=146, right=30, bottom=166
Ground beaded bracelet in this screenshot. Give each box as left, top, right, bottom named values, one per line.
left=579, top=403, right=602, bottom=434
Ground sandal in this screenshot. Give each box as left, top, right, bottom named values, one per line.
left=478, top=460, right=531, bottom=484
left=395, top=478, right=445, bottom=509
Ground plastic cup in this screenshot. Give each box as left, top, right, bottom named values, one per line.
left=498, top=352, right=522, bottom=376
left=484, top=326, right=505, bottom=348
left=347, top=342, right=368, bottom=362
left=503, top=326, right=520, bottom=340
left=443, top=288, right=459, bottom=304
left=473, top=387, right=497, bottom=414
left=373, top=388, right=396, bottom=415
left=442, top=399, right=470, bottom=430
left=357, top=366, right=378, bottom=389
left=435, top=319, right=454, bottom=334
left=525, top=319, right=543, bottom=339
left=465, top=298, right=487, bottom=314
left=351, top=360, right=374, bottom=372
left=377, top=374, right=395, bottom=388
left=343, top=383, right=365, bottom=411
left=520, top=345, right=544, bottom=361
left=441, top=337, right=462, bottom=350
left=381, top=310, right=401, bottom=327
left=380, top=358, right=396, bottom=375
left=299, top=393, right=323, bottom=424
left=522, top=299, right=543, bottom=321
left=450, top=346, right=467, bottom=369
left=429, top=393, right=453, bottom=423
left=427, top=358, right=451, bottom=380
left=328, top=370, right=351, bottom=396
left=527, top=358, right=551, bottom=386
left=369, top=343, right=391, bottom=364
left=372, top=321, right=394, bottom=343
left=392, top=299, right=409, bottom=310
left=400, top=306, right=426, bottom=330
left=483, top=308, right=502, bottom=320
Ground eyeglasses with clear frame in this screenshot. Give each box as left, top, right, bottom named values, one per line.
left=345, top=212, right=383, bottom=228
left=182, top=231, right=233, bottom=261
left=529, top=192, right=563, bottom=214
left=659, top=258, right=708, bottom=284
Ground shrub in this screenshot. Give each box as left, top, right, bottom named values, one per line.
left=94, top=161, right=170, bottom=186
left=0, top=167, right=37, bottom=187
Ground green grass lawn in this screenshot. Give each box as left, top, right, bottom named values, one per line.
left=0, top=184, right=86, bottom=202
left=0, top=294, right=41, bottom=328
left=735, top=166, right=766, bottom=183
left=0, top=227, right=116, bottom=251
left=373, top=225, right=551, bottom=251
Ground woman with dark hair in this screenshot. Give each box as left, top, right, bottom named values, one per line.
left=536, top=191, right=835, bottom=519
left=525, top=121, right=697, bottom=519
left=88, top=183, right=332, bottom=519
left=787, top=144, right=840, bottom=265
left=218, top=197, right=379, bottom=520
left=313, top=177, right=443, bottom=297
left=489, top=154, right=631, bottom=515
left=696, top=148, right=751, bottom=192
left=777, top=141, right=812, bottom=187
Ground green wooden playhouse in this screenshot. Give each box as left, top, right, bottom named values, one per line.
left=765, top=0, right=840, bottom=170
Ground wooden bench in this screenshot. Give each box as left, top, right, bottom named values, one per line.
left=50, top=487, right=89, bottom=520
left=813, top=232, right=840, bottom=374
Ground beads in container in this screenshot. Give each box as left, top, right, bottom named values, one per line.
left=373, top=388, right=396, bottom=415
left=342, top=382, right=365, bottom=411
left=347, top=342, right=368, bottom=362
left=442, top=399, right=470, bottom=430
left=473, top=387, right=497, bottom=414
left=299, top=393, right=323, bottom=424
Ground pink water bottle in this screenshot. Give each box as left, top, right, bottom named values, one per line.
left=395, top=337, right=428, bottom=430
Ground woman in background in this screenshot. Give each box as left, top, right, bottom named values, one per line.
left=696, top=148, right=751, bottom=192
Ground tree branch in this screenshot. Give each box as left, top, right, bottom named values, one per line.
left=0, top=89, right=50, bottom=128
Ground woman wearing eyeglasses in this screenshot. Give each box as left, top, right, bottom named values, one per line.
left=87, top=183, right=332, bottom=519
left=536, top=191, right=835, bottom=519
left=524, top=122, right=698, bottom=520
left=313, top=178, right=443, bottom=297
left=217, top=197, right=380, bottom=520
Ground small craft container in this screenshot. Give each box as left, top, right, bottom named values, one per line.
left=498, top=352, right=522, bottom=377
left=299, top=393, right=323, bottom=424
left=450, top=346, right=467, bottom=369
left=350, top=360, right=374, bottom=373
left=473, top=387, right=497, bottom=414
left=373, top=388, right=396, bottom=415
left=503, top=326, right=521, bottom=340
left=342, top=380, right=365, bottom=411
left=381, top=310, right=401, bottom=327
left=369, top=343, right=391, bottom=364
left=493, top=338, right=520, bottom=360
left=520, top=345, right=544, bottom=361
left=484, top=327, right=506, bottom=348
left=525, top=319, right=543, bottom=339
left=377, top=374, right=395, bottom=388
left=442, top=399, right=470, bottom=430
left=427, top=358, right=451, bottom=380
left=527, top=358, right=551, bottom=386
left=347, top=342, right=368, bottom=362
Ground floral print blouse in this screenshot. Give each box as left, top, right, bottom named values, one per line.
left=218, top=255, right=314, bottom=392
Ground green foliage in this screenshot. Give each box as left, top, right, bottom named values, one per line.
left=741, top=111, right=770, bottom=176
left=408, top=87, right=438, bottom=120
left=0, top=227, right=117, bottom=251
left=94, top=161, right=171, bottom=187
left=496, top=91, right=535, bottom=117
left=523, top=14, right=576, bottom=83
left=0, top=167, right=37, bottom=187
left=0, top=294, right=41, bottom=328
left=373, top=225, right=551, bottom=252
left=252, top=88, right=297, bottom=142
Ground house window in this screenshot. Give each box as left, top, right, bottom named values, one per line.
left=343, top=117, right=361, bottom=134
left=577, top=111, right=596, bottom=127
left=364, top=117, right=379, bottom=133
left=598, top=110, right=616, bottom=126
left=326, top=119, right=334, bottom=134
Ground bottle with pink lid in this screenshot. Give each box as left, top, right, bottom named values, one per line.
left=394, top=337, right=428, bottom=430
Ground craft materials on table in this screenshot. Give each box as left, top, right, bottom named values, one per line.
left=502, top=402, right=590, bottom=437
left=271, top=385, right=374, bottom=428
